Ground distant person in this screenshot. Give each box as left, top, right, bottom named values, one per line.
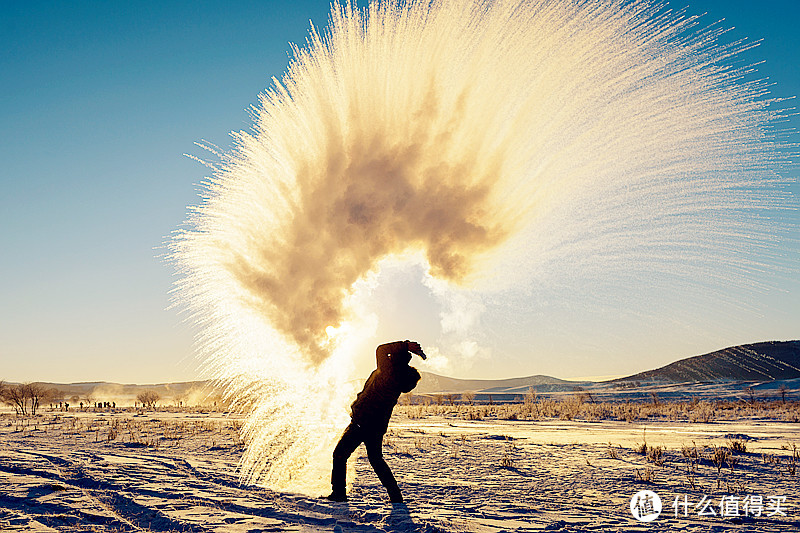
left=327, top=340, right=426, bottom=503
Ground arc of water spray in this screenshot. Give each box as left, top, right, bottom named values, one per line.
left=171, top=0, right=795, bottom=493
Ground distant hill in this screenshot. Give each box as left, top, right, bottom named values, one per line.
left=415, top=372, right=585, bottom=394
left=27, top=380, right=214, bottom=405
left=613, top=340, right=800, bottom=383
left=29, top=375, right=584, bottom=402
left=12, top=340, right=799, bottom=405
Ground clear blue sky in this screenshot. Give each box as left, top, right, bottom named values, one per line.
left=1, top=1, right=797, bottom=383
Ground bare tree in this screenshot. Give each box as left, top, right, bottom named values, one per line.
left=524, top=386, right=537, bottom=405
left=0, top=381, right=6, bottom=412
left=744, top=386, right=756, bottom=405
left=573, top=385, right=593, bottom=405
left=27, top=384, right=59, bottom=416
left=2, top=383, right=30, bottom=416
left=649, top=391, right=659, bottom=406
left=778, top=384, right=788, bottom=404
left=462, top=391, right=476, bottom=405
left=137, top=390, right=160, bottom=409
left=27, top=383, right=53, bottom=416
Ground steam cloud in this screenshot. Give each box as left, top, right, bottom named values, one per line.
left=171, top=0, right=794, bottom=493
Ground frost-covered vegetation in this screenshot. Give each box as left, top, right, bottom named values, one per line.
left=396, top=396, right=800, bottom=423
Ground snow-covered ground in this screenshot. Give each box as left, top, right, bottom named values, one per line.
left=1, top=408, right=799, bottom=532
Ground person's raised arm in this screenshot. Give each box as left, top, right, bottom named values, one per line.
left=376, top=341, right=408, bottom=370
left=375, top=340, right=426, bottom=370
left=406, top=341, right=426, bottom=359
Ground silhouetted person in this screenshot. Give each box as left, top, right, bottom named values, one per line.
left=327, top=340, right=426, bottom=503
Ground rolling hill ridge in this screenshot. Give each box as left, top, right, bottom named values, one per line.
left=11, top=340, right=799, bottom=402
left=613, top=340, right=800, bottom=383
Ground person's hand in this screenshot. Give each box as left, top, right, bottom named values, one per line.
left=406, top=340, right=426, bottom=360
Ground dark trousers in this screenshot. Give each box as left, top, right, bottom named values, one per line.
left=331, top=422, right=401, bottom=500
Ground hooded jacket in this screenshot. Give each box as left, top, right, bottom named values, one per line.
left=350, top=341, right=421, bottom=433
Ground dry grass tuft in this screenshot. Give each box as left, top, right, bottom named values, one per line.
left=634, top=467, right=656, bottom=483
left=646, top=445, right=665, bottom=466
left=607, top=442, right=620, bottom=459
left=727, top=438, right=747, bottom=453
left=396, top=397, right=800, bottom=423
